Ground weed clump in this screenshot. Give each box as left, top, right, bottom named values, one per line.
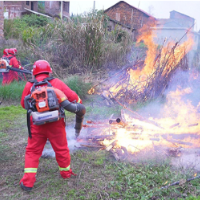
left=4, top=10, right=133, bottom=77
left=4, top=14, right=49, bottom=39
left=64, top=76, right=92, bottom=99
left=0, top=81, right=25, bottom=101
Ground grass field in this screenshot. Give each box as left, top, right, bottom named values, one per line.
left=1, top=98, right=200, bottom=200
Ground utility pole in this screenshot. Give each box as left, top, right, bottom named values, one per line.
left=60, top=1, right=63, bottom=20
left=138, top=1, right=140, bottom=8
left=0, top=1, right=4, bottom=44
left=93, top=1, right=95, bottom=12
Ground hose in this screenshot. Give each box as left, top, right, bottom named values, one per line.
left=61, top=100, right=86, bottom=137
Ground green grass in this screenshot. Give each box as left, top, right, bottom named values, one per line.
left=185, top=196, right=200, bottom=200
left=0, top=105, right=26, bottom=131
left=1, top=102, right=200, bottom=199
left=0, top=105, right=26, bottom=162
left=0, top=76, right=92, bottom=103
left=0, top=81, right=25, bottom=101
left=86, top=102, right=122, bottom=119
left=64, top=76, right=92, bottom=99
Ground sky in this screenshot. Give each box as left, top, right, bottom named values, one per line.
left=70, top=0, right=200, bottom=31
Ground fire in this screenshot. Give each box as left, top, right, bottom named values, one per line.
left=82, top=86, right=200, bottom=157
left=136, top=18, right=157, bottom=78
left=88, top=87, right=95, bottom=94
left=87, top=19, right=195, bottom=103
left=84, top=19, right=197, bottom=159
left=119, top=26, right=193, bottom=97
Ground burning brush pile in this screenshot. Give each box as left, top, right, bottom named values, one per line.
left=79, top=86, right=200, bottom=161
left=81, top=22, right=200, bottom=161
left=88, top=22, right=194, bottom=105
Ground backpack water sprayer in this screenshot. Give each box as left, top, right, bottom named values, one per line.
left=24, top=78, right=86, bottom=139
left=24, top=86, right=67, bottom=126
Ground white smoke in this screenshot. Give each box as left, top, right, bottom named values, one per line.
left=41, top=126, right=87, bottom=158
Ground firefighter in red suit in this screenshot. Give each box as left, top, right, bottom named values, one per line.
left=20, top=60, right=85, bottom=191
left=2, top=48, right=24, bottom=85
left=2, top=48, right=9, bottom=57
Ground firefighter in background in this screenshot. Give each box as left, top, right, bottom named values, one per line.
left=2, top=48, right=9, bottom=58
left=20, top=60, right=85, bottom=191
left=2, top=48, right=24, bottom=85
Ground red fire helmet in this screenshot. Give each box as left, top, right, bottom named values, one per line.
left=12, top=48, right=17, bottom=54
left=3, top=49, right=9, bottom=55
left=32, top=60, right=52, bottom=76
left=8, top=48, right=17, bottom=55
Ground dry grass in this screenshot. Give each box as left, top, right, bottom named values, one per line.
left=6, top=12, right=133, bottom=78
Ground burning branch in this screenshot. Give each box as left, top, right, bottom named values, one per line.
left=88, top=23, right=194, bottom=108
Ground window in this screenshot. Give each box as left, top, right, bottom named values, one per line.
left=38, top=0, right=45, bottom=8
left=38, top=1, right=45, bottom=13
left=116, top=13, right=120, bottom=21
left=26, top=1, right=29, bottom=6
left=63, top=2, right=69, bottom=12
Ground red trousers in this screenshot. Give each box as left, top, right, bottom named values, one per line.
left=2, top=71, right=19, bottom=85
left=20, top=118, right=74, bottom=188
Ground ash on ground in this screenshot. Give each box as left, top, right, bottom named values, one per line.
left=170, top=148, right=200, bottom=171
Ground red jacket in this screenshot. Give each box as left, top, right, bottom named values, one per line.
left=8, top=55, right=23, bottom=69
left=21, top=74, right=82, bottom=108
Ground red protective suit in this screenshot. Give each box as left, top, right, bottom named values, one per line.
left=20, top=74, right=82, bottom=188
left=2, top=55, right=23, bottom=85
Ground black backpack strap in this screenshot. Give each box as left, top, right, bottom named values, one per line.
left=27, top=110, right=32, bottom=139
left=44, top=77, right=54, bottom=82
left=29, top=77, right=54, bottom=84
left=29, top=77, right=55, bottom=93
left=7, top=56, right=14, bottom=60
left=29, top=80, right=35, bottom=83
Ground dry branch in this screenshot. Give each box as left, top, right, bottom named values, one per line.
left=161, top=174, right=200, bottom=190
left=188, top=123, right=198, bottom=127
left=106, top=140, right=118, bottom=151
left=170, top=123, right=180, bottom=128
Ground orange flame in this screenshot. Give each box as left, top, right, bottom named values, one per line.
left=108, top=19, right=194, bottom=98
left=94, top=86, right=200, bottom=154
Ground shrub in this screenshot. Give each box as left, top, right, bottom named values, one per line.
left=64, top=75, right=92, bottom=99
left=22, top=14, right=49, bottom=27
left=21, top=19, right=132, bottom=75
left=4, top=14, right=50, bottom=39
left=0, top=81, right=25, bottom=101
left=4, top=18, right=28, bottom=39
left=5, top=10, right=133, bottom=76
